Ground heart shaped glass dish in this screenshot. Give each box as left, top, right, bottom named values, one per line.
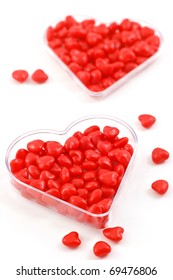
left=5, top=115, right=137, bottom=228
left=44, top=15, right=163, bottom=97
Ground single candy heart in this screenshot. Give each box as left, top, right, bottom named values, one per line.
left=31, top=69, right=48, bottom=83
left=93, top=241, right=111, bottom=257
left=103, top=226, right=124, bottom=241
left=138, top=114, right=156, bottom=128
left=151, top=179, right=169, bottom=195
left=151, top=147, right=169, bottom=164
left=62, top=231, right=81, bottom=247
left=12, top=70, right=29, bottom=83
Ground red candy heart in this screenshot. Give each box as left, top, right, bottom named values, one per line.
left=103, top=226, right=124, bottom=241
left=31, top=69, right=48, bottom=83
left=151, top=179, right=169, bottom=195
left=12, top=70, right=29, bottom=83
left=151, top=147, right=169, bottom=164
left=93, top=241, right=111, bottom=257
left=138, top=114, right=156, bottom=128
left=62, top=231, right=81, bottom=247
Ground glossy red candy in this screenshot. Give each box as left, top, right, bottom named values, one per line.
left=97, top=198, right=113, bottom=213
left=36, top=156, right=55, bottom=170
left=12, top=70, right=28, bottom=83
left=98, top=171, right=118, bottom=187
left=103, top=126, right=119, bottom=139
left=30, top=179, right=46, bottom=191
left=85, top=181, right=99, bottom=192
left=138, top=114, right=156, bottom=128
left=90, top=69, right=102, bottom=84
left=27, top=140, right=45, bottom=155
left=59, top=167, right=70, bottom=183
left=64, top=136, right=79, bottom=151
left=76, top=71, right=90, bottom=85
left=57, top=154, right=72, bottom=168
left=70, top=165, right=82, bottom=177
left=40, top=170, right=55, bottom=181
left=88, top=204, right=103, bottom=214
left=28, top=165, right=40, bottom=179
left=82, top=170, right=96, bottom=182
left=46, top=188, right=61, bottom=198
left=47, top=179, right=61, bottom=190
left=140, top=27, right=154, bottom=39
left=71, top=178, right=84, bottom=188
left=82, top=160, right=97, bottom=170
left=77, top=188, right=88, bottom=199
left=98, top=156, right=113, bottom=170
left=118, top=48, right=136, bottom=63
left=69, top=150, right=84, bottom=165
left=151, top=147, right=169, bottom=164
left=10, top=158, right=25, bottom=173
left=103, top=226, right=124, bottom=241
left=31, top=69, right=48, bottom=83
left=85, top=150, right=101, bottom=161
left=68, top=195, right=87, bottom=210
left=16, top=149, right=28, bottom=159
left=88, top=189, right=102, bottom=205
left=110, top=148, right=132, bottom=167
left=61, top=183, right=77, bottom=200
left=25, top=152, right=39, bottom=167
left=62, top=231, right=81, bottom=247
left=46, top=141, right=64, bottom=157
left=93, top=241, right=111, bottom=257
left=151, top=179, right=169, bottom=195
left=97, top=140, right=112, bottom=155
left=50, top=163, right=61, bottom=176
left=79, top=135, right=94, bottom=150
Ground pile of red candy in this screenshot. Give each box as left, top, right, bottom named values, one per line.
left=10, top=125, right=133, bottom=228
left=46, top=15, right=161, bottom=92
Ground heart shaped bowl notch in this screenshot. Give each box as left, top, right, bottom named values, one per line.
left=5, top=115, right=137, bottom=228
left=45, top=15, right=163, bottom=97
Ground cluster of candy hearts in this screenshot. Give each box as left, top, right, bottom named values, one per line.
left=12, top=69, right=48, bottom=83
left=46, top=15, right=161, bottom=93
left=10, top=124, right=134, bottom=227
left=62, top=226, right=124, bottom=257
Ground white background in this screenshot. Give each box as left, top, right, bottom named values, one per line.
left=0, top=0, right=173, bottom=279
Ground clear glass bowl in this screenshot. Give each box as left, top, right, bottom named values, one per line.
left=5, top=115, right=138, bottom=228
left=44, top=15, right=164, bottom=97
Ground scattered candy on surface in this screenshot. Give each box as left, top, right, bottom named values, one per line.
left=103, top=226, right=124, bottom=242
left=151, top=179, right=169, bottom=195
left=46, top=15, right=161, bottom=92
left=31, top=69, right=49, bottom=83
left=12, top=70, right=29, bottom=83
left=138, top=114, right=156, bottom=128
left=151, top=147, right=169, bottom=164
left=62, top=231, right=81, bottom=247
left=93, top=241, right=111, bottom=257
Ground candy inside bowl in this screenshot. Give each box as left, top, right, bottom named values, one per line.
left=5, top=115, right=137, bottom=228
left=45, top=15, right=163, bottom=97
